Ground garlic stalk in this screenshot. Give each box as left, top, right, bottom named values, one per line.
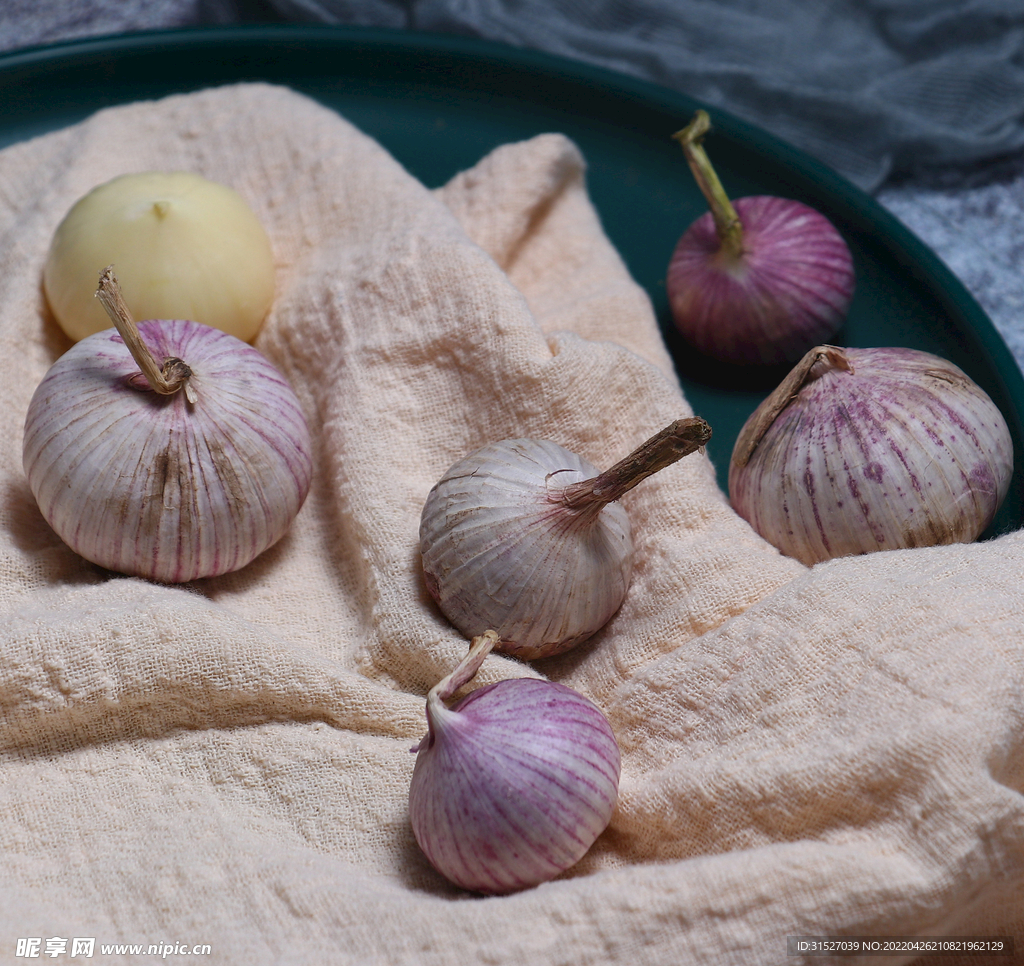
left=23, top=268, right=313, bottom=583
left=409, top=631, right=621, bottom=895
left=419, top=418, right=711, bottom=660
left=729, top=345, right=1014, bottom=564
left=95, top=267, right=198, bottom=404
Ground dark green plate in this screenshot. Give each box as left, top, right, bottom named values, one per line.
left=3, top=24, right=1022, bottom=538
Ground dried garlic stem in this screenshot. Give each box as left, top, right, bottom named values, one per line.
left=430, top=630, right=501, bottom=705
left=672, top=110, right=744, bottom=260
left=731, top=345, right=852, bottom=468
left=560, top=417, right=712, bottom=512
left=95, top=266, right=196, bottom=402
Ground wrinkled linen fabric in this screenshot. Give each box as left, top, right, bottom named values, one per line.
left=0, top=83, right=1022, bottom=965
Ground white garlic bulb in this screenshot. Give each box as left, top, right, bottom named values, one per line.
left=420, top=419, right=711, bottom=659
left=44, top=171, right=276, bottom=343
left=23, top=269, right=312, bottom=583
left=729, top=345, right=1014, bottom=564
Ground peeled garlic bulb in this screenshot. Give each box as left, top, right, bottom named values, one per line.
left=44, top=171, right=275, bottom=343
left=729, top=345, right=1014, bottom=564
left=409, top=632, right=621, bottom=895
left=420, top=418, right=711, bottom=659
left=23, top=269, right=312, bottom=583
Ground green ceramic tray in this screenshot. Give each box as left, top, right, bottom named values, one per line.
left=3, top=25, right=1022, bottom=538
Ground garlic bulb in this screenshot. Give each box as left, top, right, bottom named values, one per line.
left=44, top=171, right=275, bottom=343
left=23, top=268, right=312, bottom=583
left=410, top=631, right=621, bottom=895
left=420, top=418, right=711, bottom=660
left=667, top=111, right=854, bottom=366
left=729, top=345, right=1013, bottom=564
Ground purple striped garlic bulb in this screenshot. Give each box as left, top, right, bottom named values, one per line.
left=666, top=110, right=854, bottom=366
left=729, top=345, right=1014, bottom=565
left=409, top=631, right=621, bottom=895
left=23, top=267, right=312, bottom=583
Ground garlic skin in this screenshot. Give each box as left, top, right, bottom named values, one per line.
left=44, top=172, right=275, bottom=343
left=420, top=419, right=711, bottom=660
left=23, top=274, right=312, bottom=583
left=729, top=345, right=1014, bottom=565
left=410, top=632, right=621, bottom=895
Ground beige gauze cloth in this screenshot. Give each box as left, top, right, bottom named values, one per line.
left=0, top=83, right=1022, bottom=966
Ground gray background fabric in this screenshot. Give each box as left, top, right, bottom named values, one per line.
left=7, top=0, right=1024, bottom=191
left=2, top=0, right=1022, bottom=378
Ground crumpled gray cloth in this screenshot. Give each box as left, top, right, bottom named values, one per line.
left=5, top=0, right=1024, bottom=191
left=259, top=0, right=1024, bottom=192
left=878, top=154, right=1024, bottom=373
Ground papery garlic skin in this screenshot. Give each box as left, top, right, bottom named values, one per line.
left=729, top=346, right=1013, bottom=565
left=410, top=675, right=621, bottom=895
left=23, top=319, right=313, bottom=583
left=44, top=172, right=275, bottom=343
left=420, top=439, right=634, bottom=660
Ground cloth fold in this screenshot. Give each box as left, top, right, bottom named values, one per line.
left=0, top=82, right=1021, bottom=965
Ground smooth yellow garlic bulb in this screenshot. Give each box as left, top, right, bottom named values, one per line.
left=43, top=171, right=276, bottom=343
